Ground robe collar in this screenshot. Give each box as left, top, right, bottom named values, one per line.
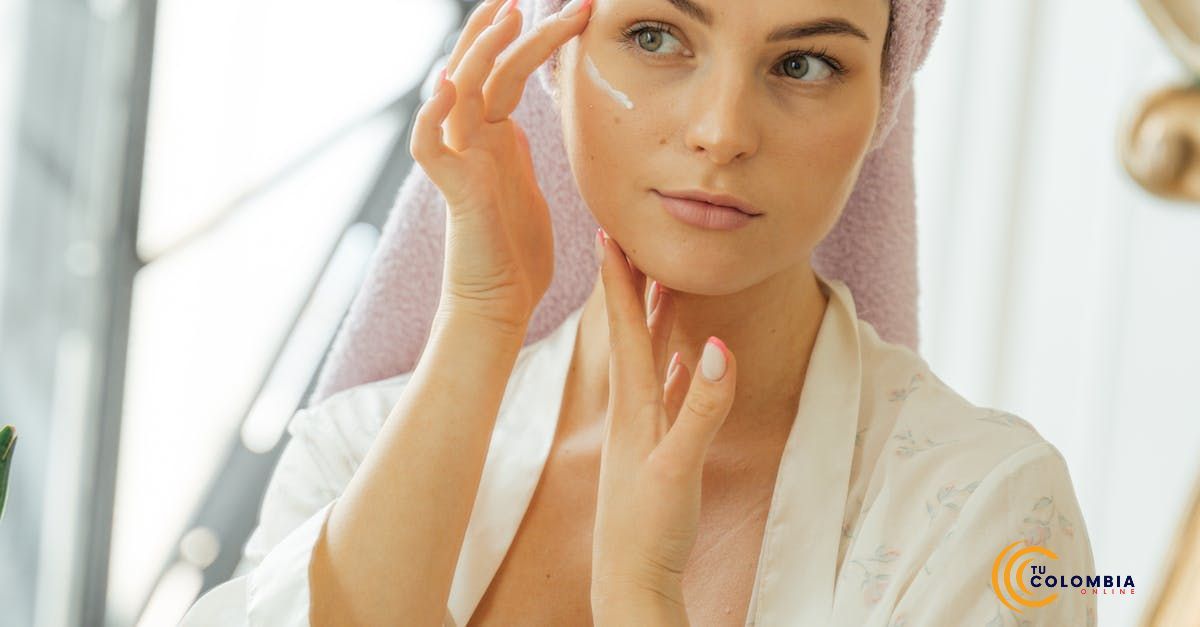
left=447, top=272, right=863, bottom=626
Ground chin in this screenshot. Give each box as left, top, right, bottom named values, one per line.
left=626, top=242, right=762, bottom=297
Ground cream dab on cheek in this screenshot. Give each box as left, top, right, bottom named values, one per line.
left=584, top=53, right=634, bottom=110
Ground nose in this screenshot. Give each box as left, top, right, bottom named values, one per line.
left=682, top=62, right=760, bottom=164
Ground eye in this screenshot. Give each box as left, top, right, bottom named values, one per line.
left=776, top=47, right=847, bottom=84
left=619, top=22, right=690, bottom=57
left=617, top=23, right=849, bottom=85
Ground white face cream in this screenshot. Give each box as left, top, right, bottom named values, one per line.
left=584, top=53, right=634, bottom=110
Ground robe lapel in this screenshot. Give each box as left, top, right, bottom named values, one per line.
left=443, top=274, right=861, bottom=626
left=746, top=274, right=864, bottom=625
left=445, top=306, right=584, bottom=626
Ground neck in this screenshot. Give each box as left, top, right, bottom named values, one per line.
left=570, top=263, right=830, bottom=453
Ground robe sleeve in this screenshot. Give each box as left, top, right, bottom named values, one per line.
left=179, top=390, right=458, bottom=626
left=886, top=440, right=1098, bottom=627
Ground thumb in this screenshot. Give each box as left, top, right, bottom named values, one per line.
left=657, top=337, right=736, bottom=474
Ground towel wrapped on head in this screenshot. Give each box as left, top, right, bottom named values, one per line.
left=311, top=0, right=946, bottom=404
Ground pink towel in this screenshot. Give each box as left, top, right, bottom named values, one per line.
left=310, top=0, right=944, bottom=405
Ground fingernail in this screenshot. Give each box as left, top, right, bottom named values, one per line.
left=492, top=0, right=515, bottom=24
left=701, top=337, right=727, bottom=381
left=667, top=351, right=680, bottom=379
left=558, top=0, right=590, bottom=19
left=647, top=280, right=661, bottom=314
left=594, top=227, right=605, bottom=262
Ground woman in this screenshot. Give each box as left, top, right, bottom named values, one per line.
left=182, top=0, right=1098, bottom=625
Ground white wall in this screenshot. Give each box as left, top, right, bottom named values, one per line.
left=913, top=1, right=1200, bottom=625
left=0, top=0, right=27, bottom=334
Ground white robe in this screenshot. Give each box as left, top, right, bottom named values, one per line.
left=180, top=274, right=1098, bottom=626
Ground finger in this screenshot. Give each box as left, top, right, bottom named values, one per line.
left=663, top=353, right=689, bottom=420
left=483, top=0, right=594, bottom=122
left=597, top=229, right=659, bottom=405
left=409, top=72, right=462, bottom=193
left=647, top=282, right=675, bottom=385
left=618, top=247, right=647, bottom=313
left=444, top=0, right=509, bottom=78
left=448, top=2, right=524, bottom=144
left=657, top=338, right=736, bottom=474
left=630, top=259, right=647, bottom=315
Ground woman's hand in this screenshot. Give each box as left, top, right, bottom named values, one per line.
left=410, top=0, right=594, bottom=334
left=589, top=228, right=739, bottom=625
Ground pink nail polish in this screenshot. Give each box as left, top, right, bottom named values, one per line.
left=648, top=280, right=661, bottom=313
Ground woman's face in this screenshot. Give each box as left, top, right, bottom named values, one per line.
left=557, top=0, right=890, bottom=295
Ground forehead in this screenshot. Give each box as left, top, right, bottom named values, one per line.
left=609, top=0, right=890, bottom=39
left=613, top=0, right=889, bottom=19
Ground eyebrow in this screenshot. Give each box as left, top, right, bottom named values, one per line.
left=661, top=0, right=872, bottom=43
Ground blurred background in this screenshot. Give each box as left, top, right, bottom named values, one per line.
left=0, top=0, right=1197, bottom=625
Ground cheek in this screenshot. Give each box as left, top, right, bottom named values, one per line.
left=764, top=92, right=877, bottom=250
left=560, top=49, right=663, bottom=223
left=787, top=121, right=870, bottom=204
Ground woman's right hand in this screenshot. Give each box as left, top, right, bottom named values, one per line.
left=410, top=0, right=594, bottom=335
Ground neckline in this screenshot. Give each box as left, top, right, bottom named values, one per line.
left=446, top=303, right=584, bottom=625
left=449, top=273, right=861, bottom=625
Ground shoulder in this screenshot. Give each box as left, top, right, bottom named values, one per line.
left=854, top=318, right=1055, bottom=486
left=843, top=323, right=1096, bottom=624
left=850, top=318, right=1092, bottom=557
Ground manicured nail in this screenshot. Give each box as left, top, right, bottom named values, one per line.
left=701, top=337, right=727, bottom=381
left=594, top=227, right=605, bottom=262
left=559, top=0, right=590, bottom=19
left=667, top=351, right=680, bottom=379
left=647, top=280, right=661, bottom=314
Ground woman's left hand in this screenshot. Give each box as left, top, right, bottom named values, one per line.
left=589, top=228, right=739, bottom=625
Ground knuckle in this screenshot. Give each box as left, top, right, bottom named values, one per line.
left=490, top=48, right=517, bottom=78
left=609, top=388, right=659, bottom=421
left=683, top=392, right=722, bottom=418
left=409, top=137, right=438, bottom=165
left=408, top=139, right=427, bottom=164
left=632, top=396, right=661, bottom=421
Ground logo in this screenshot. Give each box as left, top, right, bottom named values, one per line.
left=992, top=540, right=1136, bottom=612
left=992, top=540, right=1061, bottom=611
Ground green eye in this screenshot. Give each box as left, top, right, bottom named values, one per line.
left=780, top=54, right=837, bottom=81
left=618, top=22, right=848, bottom=85
left=621, top=22, right=688, bottom=57
left=775, top=45, right=848, bottom=84
left=635, top=28, right=664, bottom=52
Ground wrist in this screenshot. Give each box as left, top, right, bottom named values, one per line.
left=432, top=299, right=530, bottom=344
left=592, top=581, right=688, bottom=627
left=416, top=306, right=529, bottom=389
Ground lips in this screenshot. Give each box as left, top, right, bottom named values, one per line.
left=654, top=188, right=762, bottom=216
left=656, top=191, right=760, bottom=231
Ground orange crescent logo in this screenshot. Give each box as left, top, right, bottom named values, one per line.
left=992, top=540, right=1060, bottom=611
